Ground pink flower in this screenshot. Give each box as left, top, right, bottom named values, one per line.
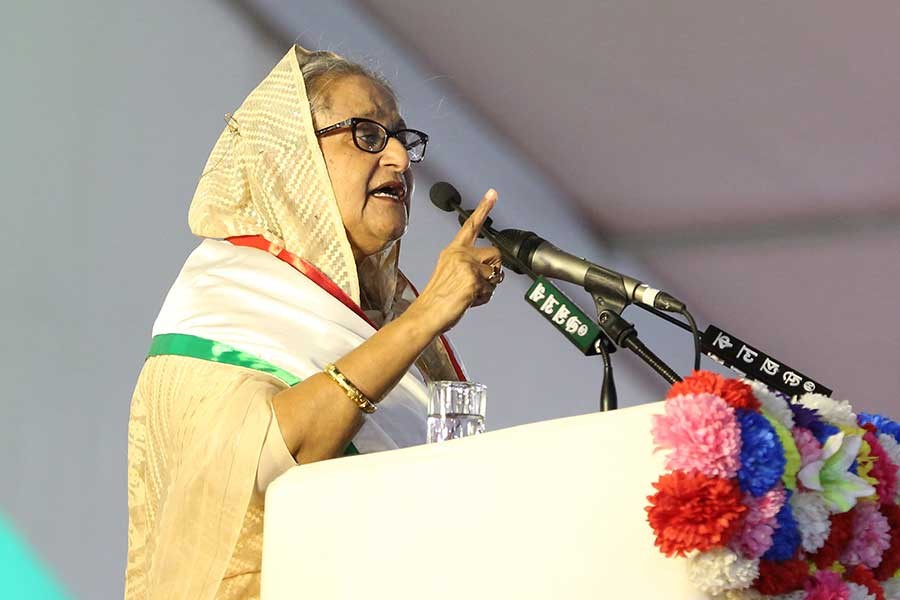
left=805, top=570, right=850, bottom=599
left=652, top=393, right=741, bottom=479
left=841, top=500, right=891, bottom=569
left=794, top=427, right=823, bottom=468
left=729, top=485, right=786, bottom=559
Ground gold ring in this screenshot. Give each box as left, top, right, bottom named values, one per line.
left=489, top=262, right=503, bottom=284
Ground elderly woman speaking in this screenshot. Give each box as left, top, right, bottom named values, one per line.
left=125, top=45, right=503, bottom=599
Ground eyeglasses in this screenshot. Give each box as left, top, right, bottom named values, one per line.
left=314, top=117, right=429, bottom=163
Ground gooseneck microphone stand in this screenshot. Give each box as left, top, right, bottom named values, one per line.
left=592, top=293, right=682, bottom=390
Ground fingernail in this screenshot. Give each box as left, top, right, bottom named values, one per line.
left=486, top=188, right=497, bottom=201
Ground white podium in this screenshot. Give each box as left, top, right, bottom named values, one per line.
left=262, top=401, right=707, bottom=599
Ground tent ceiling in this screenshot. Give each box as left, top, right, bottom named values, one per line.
left=357, top=1, right=900, bottom=232
left=355, top=0, right=900, bottom=410
left=242, top=0, right=899, bottom=409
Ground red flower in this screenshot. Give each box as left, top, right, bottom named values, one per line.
left=874, top=503, right=900, bottom=580
left=847, top=565, right=885, bottom=600
left=811, top=511, right=855, bottom=570
left=864, top=431, right=898, bottom=507
left=753, top=557, right=810, bottom=595
left=646, top=471, right=746, bottom=557
left=665, top=371, right=759, bottom=411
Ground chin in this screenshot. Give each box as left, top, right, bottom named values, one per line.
left=379, top=230, right=406, bottom=252
left=361, top=228, right=405, bottom=258
left=381, top=217, right=409, bottom=245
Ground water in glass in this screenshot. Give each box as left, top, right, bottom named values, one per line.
left=426, top=381, right=487, bottom=443
left=426, top=412, right=485, bottom=443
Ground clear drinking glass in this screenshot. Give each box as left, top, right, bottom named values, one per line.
left=426, top=381, right=487, bottom=443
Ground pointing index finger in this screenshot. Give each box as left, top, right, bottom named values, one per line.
left=452, top=189, right=497, bottom=247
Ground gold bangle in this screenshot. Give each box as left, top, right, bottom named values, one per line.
left=323, top=363, right=377, bottom=414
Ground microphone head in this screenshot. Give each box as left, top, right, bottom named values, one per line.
left=429, top=181, right=461, bottom=212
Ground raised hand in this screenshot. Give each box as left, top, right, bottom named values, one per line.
left=272, top=191, right=504, bottom=464
left=409, top=189, right=504, bottom=335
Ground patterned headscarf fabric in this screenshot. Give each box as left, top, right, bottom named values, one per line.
left=186, top=45, right=461, bottom=381
left=188, top=44, right=403, bottom=312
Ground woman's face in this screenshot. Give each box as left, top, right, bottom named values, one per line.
left=314, top=75, right=414, bottom=263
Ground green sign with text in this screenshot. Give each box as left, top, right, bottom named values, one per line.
left=524, top=277, right=602, bottom=355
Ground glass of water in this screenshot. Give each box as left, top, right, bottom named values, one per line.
left=426, top=381, right=487, bottom=443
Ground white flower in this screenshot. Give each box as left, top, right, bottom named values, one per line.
left=877, top=433, right=900, bottom=504
left=744, top=379, right=795, bottom=429
left=796, top=392, right=857, bottom=428
left=790, top=491, right=831, bottom=552
left=688, top=548, right=759, bottom=595
left=797, top=432, right=874, bottom=512
left=878, top=433, right=900, bottom=465
left=878, top=433, right=900, bottom=464
left=883, top=576, right=900, bottom=600
left=847, top=581, right=877, bottom=600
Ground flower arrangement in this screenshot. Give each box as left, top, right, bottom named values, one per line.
left=647, top=371, right=900, bottom=599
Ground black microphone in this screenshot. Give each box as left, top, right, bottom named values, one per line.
left=430, top=181, right=493, bottom=235
left=429, top=181, right=461, bottom=212
left=494, top=229, right=686, bottom=313
left=428, top=181, right=685, bottom=387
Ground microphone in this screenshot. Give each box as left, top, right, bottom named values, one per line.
left=430, top=181, right=494, bottom=235
left=494, top=229, right=686, bottom=313
left=427, top=181, right=685, bottom=387
left=428, top=181, right=679, bottom=312
left=429, top=181, right=461, bottom=212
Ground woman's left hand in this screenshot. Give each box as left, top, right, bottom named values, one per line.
left=407, top=188, right=503, bottom=335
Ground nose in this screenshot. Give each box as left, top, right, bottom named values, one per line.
left=380, top=136, right=411, bottom=173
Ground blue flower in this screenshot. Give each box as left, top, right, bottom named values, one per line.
left=790, top=401, right=821, bottom=430
left=810, top=422, right=840, bottom=446
left=859, top=413, right=900, bottom=443
left=736, top=409, right=786, bottom=497
left=789, top=402, right=838, bottom=446
left=762, top=493, right=801, bottom=561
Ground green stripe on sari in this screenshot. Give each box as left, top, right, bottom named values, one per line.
left=148, top=333, right=359, bottom=456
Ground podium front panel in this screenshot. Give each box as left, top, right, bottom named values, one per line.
left=262, top=402, right=706, bottom=599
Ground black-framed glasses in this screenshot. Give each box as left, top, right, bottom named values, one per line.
left=314, top=117, right=429, bottom=163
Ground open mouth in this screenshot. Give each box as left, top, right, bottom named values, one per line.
left=369, top=180, right=407, bottom=203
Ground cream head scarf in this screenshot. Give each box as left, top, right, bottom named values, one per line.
left=188, top=44, right=402, bottom=316
left=187, top=45, right=460, bottom=380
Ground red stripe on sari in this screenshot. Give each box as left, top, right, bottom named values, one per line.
left=226, top=235, right=376, bottom=328
left=225, top=235, right=466, bottom=381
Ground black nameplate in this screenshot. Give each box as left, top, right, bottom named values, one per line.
left=700, top=325, right=832, bottom=398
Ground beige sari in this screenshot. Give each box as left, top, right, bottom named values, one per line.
left=125, top=46, right=462, bottom=599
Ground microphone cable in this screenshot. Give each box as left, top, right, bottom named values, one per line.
left=634, top=303, right=701, bottom=374
left=680, top=307, right=701, bottom=372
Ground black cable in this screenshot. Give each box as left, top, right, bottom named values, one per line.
left=634, top=302, right=701, bottom=374
left=680, top=306, right=701, bottom=372
left=598, top=337, right=617, bottom=411
left=635, top=303, right=692, bottom=332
